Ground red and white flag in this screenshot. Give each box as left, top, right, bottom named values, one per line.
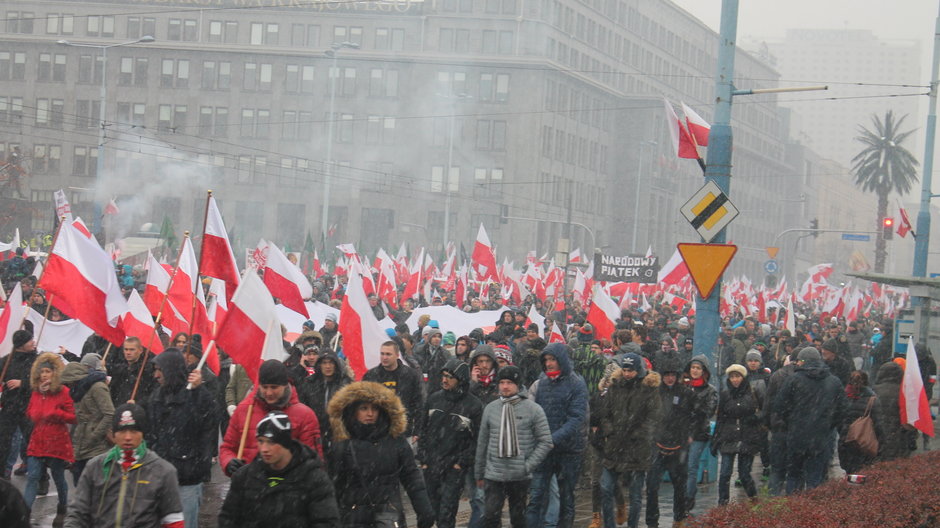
left=207, top=279, right=228, bottom=332
left=143, top=251, right=172, bottom=315
left=121, top=289, right=164, bottom=354
left=263, top=241, right=312, bottom=318
left=897, top=205, right=914, bottom=238
left=807, top=263, right=833, bottom=284
left=39, top=222, right=128, bottom=346
left=681, top=102, right=710, bottom=147
left=569, top=248, right=582, bottom=264
left=53, top=189, right=73, bottom=223
left=658, top=248, right=690, bottom=285
left=0, top=284, right=24, bottom=357
left=471, top=224, right=499, bottom=282
left=525, top=304, right=545, bottom=338
left=200, top=196, right=240, bottom=289
left=663, top=97, right=699, bottom=159
left=401, top=247, right=424, bottom=301
left=215, top=269, right=287, bottom=385
left=548, top=322, right=566, bottom=344
left=339, top=260, right=392, bottom=379
left=167, top=238, right=211, bottom=338
left=586, top=284, right=620, bottom=341
left=103, top=198, right=120, bottom=216
left=901, top=336, right=935, bottom=436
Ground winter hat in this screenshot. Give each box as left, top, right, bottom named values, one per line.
left=798, top=347, right=822, bottom=362
left=12, top=330, right=32, bottom=349
left=424, top=327, right=442, bottom=339
left=725, top=364, right=747, bottom=378
left=441, top=358, right=470, bottom=385
left=325, top=313, right=338, bottom=323
left=258, top=359, right=289, bottom=386
left=745, top=350, right=763, bottom=363
left=618, top=353, right=647, bottom=377
left=256, top=411, right=293, bottom=449
left=385, top=328, right=397, bottom=338
left=428, top=320, right=440, bottom=329
left=81, top=353, right=102, bottom=372
left=579, top=323, right=594, bottom=335
left=443, top=331, right=456, bottom=346
left=684, top=337, right=694, bottom=346
left=497, top=365, right=523, bottom=387
left=493, top=344, right=513, bottom=365
left=821, top=339, right=839, bottom=353
left=658, top=355, right=683, bottom=374
left=677, top=317, right=690, bottom=329
left=113, top=403, right=148, bottom=434
left=154, top=349, right=188, bottom=389
left=185, top=334, right=204, bottom=358
left=302, top=320, right=316, bottom=331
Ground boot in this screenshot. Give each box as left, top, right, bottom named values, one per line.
left=38, top=474, right=50, bottom=496
left=52, top=504, right=67, bottom=527
left=617, top=502, right=628, bottom=525
left=588, top=512, right=602, bottom=528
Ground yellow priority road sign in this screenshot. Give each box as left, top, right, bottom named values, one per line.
left=679, top=181, right=739, bottom=243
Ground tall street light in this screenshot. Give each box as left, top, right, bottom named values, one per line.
left=321, top=41, right=359, bottom=241
left=439, top=92, right=471, bottom=254
left=631, top=140, right=656, bottom=253
left=57, top=35, right=155, bottom=234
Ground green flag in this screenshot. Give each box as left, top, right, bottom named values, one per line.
left=159, top=214, right=178, bottom=252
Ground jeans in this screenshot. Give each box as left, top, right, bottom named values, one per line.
left=685, top=440, right=708, bottom=503
left=483, top=479, right=528, bottom=528
left=465, top=472, right=484, bottom=528
left=646, top=449, right=688, bottom=526
left=785, top=447, right=829, bottom=494
left=179, top=482, right=203, bottom=528
left=71, top=459, right=89, bottom=487
left=0, top=414, right=31, bottom=478
left=768, top=432, right=788, bottom=496
left=526, top=452, right=581, bottom=528
left=591, top=445, right=623, bottom=511
left=24, top=456, right=68, bottom=508
left=424, top=464, right=466, bottom=528
left=601, top=468, right=645, bottom=528
left=718, top=453, right=755, bottom=504
left=543, top=476, right=559, bottom=527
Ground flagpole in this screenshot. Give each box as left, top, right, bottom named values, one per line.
left=130, top=233, right=190, bottom=403
left=33, top=295, right=55, bottom=348
left=185, top=190, right=213, bottom=360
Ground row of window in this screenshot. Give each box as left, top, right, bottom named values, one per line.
left=437, top=28, right=514, bottom=55
left=540, top=125, right=609, bottom=174
left=537, top=171, right=606, bottom=214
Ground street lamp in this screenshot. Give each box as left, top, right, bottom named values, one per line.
left=438, top=92, right=472, bottom=254
left=631, top=140, right=656, bottom=253
left=57, top=35, right=155, bottom=234
left=321, top=41, right=359, bottom=241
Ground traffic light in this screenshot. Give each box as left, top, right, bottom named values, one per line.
left=810, top=218, right=819, bottom=238
left=883, top=217, right=894, bottom=240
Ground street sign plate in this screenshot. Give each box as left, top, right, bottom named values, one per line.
left=766, top=246, right=779, bottom=259
left=677, top=243, right=738, bottom=300
left=679, top=181, right=739, bottom=243
left=841, top=233, right=871, bottom=242
left=764, top=259, right=779, bottom=274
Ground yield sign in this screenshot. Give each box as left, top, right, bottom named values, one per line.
left=677, top=243, right=737, bottom=300
left=766, top=246, right=779, bottom=259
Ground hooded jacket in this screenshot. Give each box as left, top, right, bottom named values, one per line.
left=475, top=386, right=553, bottom=482
left=683, top=355, right=718, bottom=442
left=415, top=333, right=453, bottom=397
left=514, top=337, right=547, bottom=387
left=714, top=376, right=763, bottom=455
left=417, top=359, right=483, bottom=469
left=873, top=362, right=916, bottom=460
left=653, top=370, right=696, bottom=450
left=220, top=384, right=322, bottom=474
left=774, top=359, right=847, bottom=453
left=468, top=346, right=500, bottom=405
left=298, top=352, right=354, bottom=453
left=147, top=349, right=219, bottom=485
left=61, top=362, right=114, bottom=461
left=219, top=441, right=339, bottom=528
left=327, top=382, right=434, bottom=527
left=591, top=366, right=662, bottom=472
left=533, top=343, right=589, bottom=454
left=26, top=353, right=76, bottom=462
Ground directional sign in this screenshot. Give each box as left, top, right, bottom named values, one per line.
left=677, top=243, right=738, bottom=300
left=841, top=233, right=871, bottom=242
left=764, top=259, right=779, bottom=274
left=679, top=181, right=739, bottom=243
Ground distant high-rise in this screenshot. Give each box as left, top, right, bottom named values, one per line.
left=766, top=29, right=922, bottom=168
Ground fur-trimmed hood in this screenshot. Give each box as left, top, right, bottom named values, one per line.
left=610, top=367, right=661, bottom=388
left=327, top=381, right=408, bottom=441
left=30, top=352, right=64, bottom=393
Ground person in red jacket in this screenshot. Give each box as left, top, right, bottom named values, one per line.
left=219, top=360, right=322, bottom=476
left=24, top=352, right=76, bottom=520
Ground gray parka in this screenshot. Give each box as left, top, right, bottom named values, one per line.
left=474, top=393, right=553, bottom=482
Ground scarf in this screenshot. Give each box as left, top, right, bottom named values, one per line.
left=545, top=370, right=561, bottom=380
left=479, top=370, right=495, bottom=387
left=845, top=384, right=862, bottom=400
left=686, top=377, right=707, bottom=388
left=497, top=395, right=521, bottom=458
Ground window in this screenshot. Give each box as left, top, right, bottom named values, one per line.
left=157, top=104, right=187, bottom=132
left=32, top=144, right=60, bottom=174
left=127, top=16, right=155, bottom=39
left=121, top=57, right=148, bottom=85
left=50, top=99, right=64, bottom=127
left=86, top=15, right=114, bottom=37
left=0, top=97, right=23, bottom=123
left=161, top=59, right=189, bottom=88
left=338, top=113, right=354, bottom=142
left=369, top=69, right=398, bottom=97
left=375, top=28, right=390, bottom=50
left=430, top=165, right=459, bottom=193
left=480, top=72, right=510, bottom=102
left=46, top=14, right=74, bottom=35
left=72, top=146, right=97, bottom=176
left=331, top=67, right=356, bottom=96
left=366, top=116, right=396, bottom=145
left=240, top=109, right=255, bottom=137
left=35, top=98, right=49, bottom=126
left=77, top=55, right=103, bottom=84
left=281, top=110, right=297, bottom=139
left=243, top=63, right=272, bottom=91
left=391, top=28, right=405, bottom=51
left=5, top=11, right=35, bottom=34
left=306, top=25, right=320, bottom=47
left=239, top=108, right=269, bottom=138
left=75, top=99, right=100, bottom=129
left=183, top=19, right=197, bottom=41
left=38, top=53, right=51, bottom=82
left=115, top=102, right=145, bottom=127
left=11, top=52, right=24, bottom=80
left=473, top=167, right=503, bottom=195
left=297, top=111, right=313, bottom=140
left=285, top=64, right=314, bottom=93
left=201, top=61, right=231, bottom=90
left=53, top=54, right=66, bottom=82
left=249, top=22, right=278, bottom=45
left=349, top=27, right=363, bottom=45
left=476, top=120, right=507, bottom=150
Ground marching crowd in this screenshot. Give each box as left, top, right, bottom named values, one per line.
left=0, top=261, right=936, bottom=528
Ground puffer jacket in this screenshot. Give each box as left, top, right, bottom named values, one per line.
left=534, top=343, right=589, bottom=454
left=61, top=362, right=114, bottom=461
left=873, top=362, right=916, bottom=460
left=714, top=378, right=763, bottom=455
left=26, top=353, right=76, bottom=462
left=417, top=360, right=483, bottom=469
left=774, top=360, right=847, bottom=453
left=327, top=381, right=434, bottom=528
left=219, top=442, right=339, bottom=528
left=683, top=355, right=718, bottom=442
left=475, top=391, right=553, bottom=482
left=591, top=369, right=662, bottom=472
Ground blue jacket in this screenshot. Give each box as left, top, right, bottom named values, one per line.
left=533, top=343, right=589, bottom=454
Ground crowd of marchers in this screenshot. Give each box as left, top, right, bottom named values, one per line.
left=0, top=273, right=936, bottom=528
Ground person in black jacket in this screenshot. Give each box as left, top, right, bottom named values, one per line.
left=327, top=381, right=434, bottom=528
left=298, top=352, right=353, bottom=456
left=646, top=357, right=695, bottom=526
left=682, top=354, right=717, bottom=514
left=147, top=348, right=219, bottom=528
left=417, top=359, right=483, bottom=528
left=713, top=364, right=762, bottom=505
left=0, top=330, right=37, bottom=479
left=837, top=370, right=881, bottom=474
left=107, top=336, right=157, bottom=406
left=219, top=411, right=339, bottom=528
left=362, top=341, right=423, bottom=438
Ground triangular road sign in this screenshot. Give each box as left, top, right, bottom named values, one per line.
left=766, top=246, right=779, bottom=259
left=677, top=243, right=738, bottom=300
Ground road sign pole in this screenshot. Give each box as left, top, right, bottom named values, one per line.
left=692, top=0, right=738, bottom=370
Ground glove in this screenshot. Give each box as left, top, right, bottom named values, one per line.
left=225, top=458, right=246, bottom=475
left=227, top=404, right=237, bottom=416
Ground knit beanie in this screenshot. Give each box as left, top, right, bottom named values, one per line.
left=496, top=365, right=523, bottom=387
left=12, top=330, right=32, bottom=349
left=258, top=360, right=289, bottom=386
left=745, top=350, right=763, bottom=363
left=725, top=364, right=747, bottom=378
left=113, top=403, right=148, bottom=434
left=798, top=347, right=822, bottom=362
left=256, top=411, right=293, bottom=448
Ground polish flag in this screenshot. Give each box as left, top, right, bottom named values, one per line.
left=72, top=218, right=92, bottom=238
left=402, top=247, right=424, bottom=301
left=215, top=269, right=287, bottom=385
left=663, top=97, right=699, bottom=159
left=525, top=304, right=545, bottom=337
left=200, top=196, right=240, bottom=289
left=263, top=241, right=312, bottom=318
left=455, top=265, right=468, bottom=308
left=681, top=102, right=710, bottom=147
left=207, top=279, right=228, bottom=331
left=339, top=259, right=392, bottom=379
left=900, top=336, right=935, bottom=436
left=0, top=284, right=24, bottom=357
left=122, top=289, right=164, bottom=354
left=375, top=250, right=398, bottom=309
left=143, top=252, right=171, bottom=315
left=103, top=198, right=120, bottom=216
left=569, top=248, right=582, bottom=264
left=897, top=205, right=914, bottom=238
left=548, top=322, right=566, bottom=344
left=807, top=263, right=833, bottom=284
left=658, top=248, right=689, bottom=286
left=471, top=224, right=499, bottom=282
left=785, top=297, right=795, bottom=335
left=586, top=284, right=619, bottom=341
left=39, top=222, right=127, bottom=346
left=312, top=250, right=326, bottom=278
left=167, top=238, right=211, bottom=338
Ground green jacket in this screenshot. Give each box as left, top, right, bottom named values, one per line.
left=591, top=371, right=662, bottom=472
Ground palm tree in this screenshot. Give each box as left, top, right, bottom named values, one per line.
left=851, top=111, right=919, bottom=273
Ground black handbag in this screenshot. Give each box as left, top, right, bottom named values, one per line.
left=349, top=443, right=400, bottom=528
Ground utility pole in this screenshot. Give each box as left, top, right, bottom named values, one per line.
left=913, top=4, right=940, bottom=278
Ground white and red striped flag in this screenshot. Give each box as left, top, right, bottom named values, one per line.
left=122, top=289, right=164, bottom=354
left=586, top=284, right=620, bottom=341
left=200, top=196, right=240, bottom=289
left=0, top=284, right=24, bottom=357
left=681, top=102, right=710, bottom=147
left=901, top=336, right=935, bottom=436
left=663, top=97, right=699, bottom=159
left=658, top=248, right=690, bottom=286
left=263, top=241, right=312, bottom=318
left=339, top=259, right=392, bottom=379
left=471, top=224, right=499, bottom=282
